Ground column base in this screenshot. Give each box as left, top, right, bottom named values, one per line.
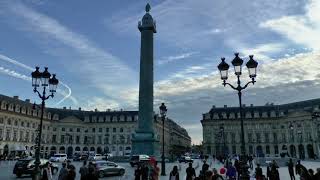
left=131, top=131, right=159, bottom=156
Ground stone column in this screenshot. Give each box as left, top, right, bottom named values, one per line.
left=132, top=3, right=159, bottom=156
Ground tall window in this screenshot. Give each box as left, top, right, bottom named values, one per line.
left=105, top=135, right=109, bottom=144
left=231, top=133, right=235, bottom=143
left=99, top=128, right=102, bottom=133
left=274, top=145, right=279, bottom=154
left=265, top=133, right=269, bottom=143
left=76, top=136, right=80, bottom=144
left=282, top=133, right=286, bottom=143
left=0, top=128, right=3, bottom=139
left=273, top=133, right=278, bottom=143
left=98, top=136, right=102, bottom=144
left=256, top=133, right=261, bottom=143
left=52, top=135, right=56, bottom=143
left=113, top=128, right=116, bottom=133
left=13, top=130, right=17, bottom=141
left=19, top=131, right=24, bottom=142
left=266, top=145, right=270, bottom=154
left=25, top=131, right=29, bottom=142
left=106, top=128, right=109, bottom=132
left=61, top=135, right=65, bottom=143
left=248, top=133, right=252, bottom=143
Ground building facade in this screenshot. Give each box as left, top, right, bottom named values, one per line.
left=0, top=95, right=191, bottom=158
left=201, top=99, right=320, bottom=159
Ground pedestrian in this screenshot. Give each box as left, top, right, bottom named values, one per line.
left=58, top=162, right=68, bottom=180
left=204, top=170, right=212, bottom=180
left=169, top=165, right=179, bottom=180
left=234, top=159, right=240, bottom=179
left=248, top=155, right=253, bottom=170
left=66, top=160, right=72, bottom=170
left=255, top=163, right=263, bottom=180
left=295, top=160, right=303, bottom=176
left=88, top=161, right=96, bottom=175
left=79, top=161, right=89, bottom=180
left=212, top=168, right=224, bottom=180
left=308, top=169, right=315, bottom=180
left=41, top=162, right=53, bottom=180
left=84, top=167, right=98, bottom=180
left=135, top=164, right=142, bottom=180
left=202, top=160, right=209, bottom=173
left=66, top=164, right=76, bottom=180
left=267, top=163, right=271, bottom=180
left=269, top=160, right=280, bottom=180
left=186, top=162, right=196, bottom=180
left=226, top=162, right=236, bottom=180
left=150, top=160, right=159, bottom=180
left=141, top=162, right=149, bottom=180
left=287, top=158, right=295, bottom=180
left=314, top=168, right=320, bottom=179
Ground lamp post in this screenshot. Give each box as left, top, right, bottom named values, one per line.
left=220, top=125, right=226, bottom=156
left=31, top=67, right=59, bottom=180
left=217, top=53, right=258, bottom=179
left=159, top=103, right=167, bottom=176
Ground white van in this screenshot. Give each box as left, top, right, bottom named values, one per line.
left=49, top=154, right=67, bottom=162
left=88, top=154, right=105, bottom=161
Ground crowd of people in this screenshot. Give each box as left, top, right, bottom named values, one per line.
left=40, top=160, right=99, bottom=180
left=134, top=157, right=160, bottom=180
left=181, top=155, right=320, bottom=180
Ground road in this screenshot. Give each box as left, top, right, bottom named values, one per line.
left=0, top=159, right=203, bottom=180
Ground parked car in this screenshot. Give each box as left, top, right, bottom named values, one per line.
left=94, top=160, right=125, bottom=177
left=178, top=156, right=193, bottom=163
left=129, top=155, right=150, bottom=167
left=49, top=153, right=67, bottom=162
left=13, top=158, right=59, bottom=177
left=88, top=154, right=105, bottom=161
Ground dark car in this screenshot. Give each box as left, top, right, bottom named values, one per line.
left=73, top=154, right=81, bottom=161
left=13, top=158, right=59, bottom=178
left=94, top=161, right=125, bottom=178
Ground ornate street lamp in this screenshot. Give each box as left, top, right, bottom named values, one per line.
left=289, top=123, right=294, bottom=143
left=31, top=67, right=58, bottom=180
left=217, top=53, right=258, bottom=179
left=159, top=103, right=167, bottom=176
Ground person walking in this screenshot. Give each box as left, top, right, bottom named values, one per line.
left=58, top=162, right=68, bottom=180
left=226, top=162, right=236, bottom=180
left=255, top=163, right=263, bottom=180
left=79, top=161, right=89, bottom=180
left=295, top=160, right=303, bottom=176
left=211, top=168, right=224, bottom=180
left=41, top=162, right=53, bottom=180
left=287, top=158, right=295, bottom=180
left=169, top=165, right=179, bottom=180
left=269, top=160, right=280, bottom=180
left=83, top=167, right=99, bottom=180
left=141, top=163, right=149, bottom=180
left=135, top=164, right=142, bottom=180
left=186, top=162, right=196, bottom=180
left=234, top=159, right=240, bottom=179
left=66, top=165, right=76, bottom=180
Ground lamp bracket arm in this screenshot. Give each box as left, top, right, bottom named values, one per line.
left=240, top=80, right=256, bottom=90
left=223, top=82, right=237, bottom=90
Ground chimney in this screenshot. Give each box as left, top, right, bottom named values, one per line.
left=224, top=105, right=227, bottom=108
left=69, top=106, right=71, bottom=110
left=63, top=107, right=66, bottom=110
left=107, top=109, right=110, bottom=112
left=13, top=96, right=19, bottom=99
left=250, top=104, right=253, bottom=107
left=120, top=109, right=123, bottom=111
left=95, top=108, right=98, bottom=112
left=79, top=107, right=82, bottom=111
left=243, top=104, right=246, bottom=107
left=212, top=105, right=216, bottom=108
left=25, top=99, right=30, bottom=103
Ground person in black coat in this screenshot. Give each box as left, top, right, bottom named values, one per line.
left=287, top=158, right=295, bottom=180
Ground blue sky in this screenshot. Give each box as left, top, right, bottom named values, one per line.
left=1, top=0, right=320, bottom=144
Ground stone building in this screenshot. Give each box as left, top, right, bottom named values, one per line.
left=201, top=99, right=320, bottom=159
left=0, top=94, right=191, bottom=158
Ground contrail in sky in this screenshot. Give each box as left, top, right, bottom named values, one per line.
left=0, top=53, right=78, bottom=105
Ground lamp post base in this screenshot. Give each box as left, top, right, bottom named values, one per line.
left=161, top=157, right=166, bottom=176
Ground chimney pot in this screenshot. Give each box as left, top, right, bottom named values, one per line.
left=79, top=107, right=81, bottom=111
left=224, top=105, right=227, bottom=108
left=13, top=96, right=19, bottom=99
left=63, top=107, right=66, bottom=110
left=25, top=99, right=30, bottom=103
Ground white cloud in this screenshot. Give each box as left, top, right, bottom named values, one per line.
left=260, top=0, right=320, bottom=50
left=0, top=53, right=78, bottom=106
left=157, top=52, right=198, bottom=65
left=4, top=1, right=139, bottom=107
